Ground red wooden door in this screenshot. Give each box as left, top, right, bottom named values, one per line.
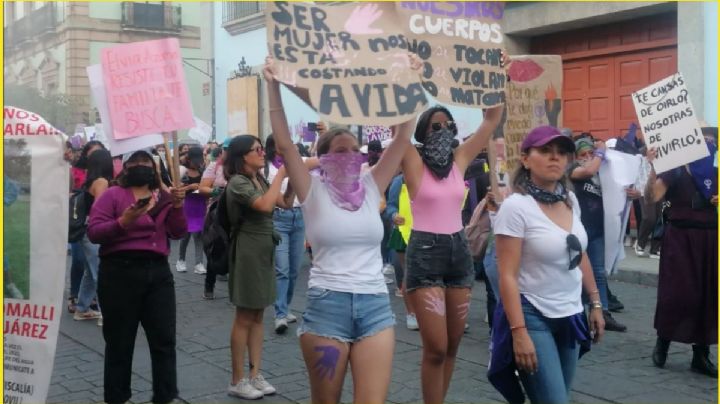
left=563, top=57, right=615, bottom=139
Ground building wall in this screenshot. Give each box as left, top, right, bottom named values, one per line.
left=704, top=1, right=718, bottom=126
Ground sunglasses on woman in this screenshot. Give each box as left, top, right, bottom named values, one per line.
left=431, top=121, right=456, bottom=132
left=566, top=234, right=582, bottom=270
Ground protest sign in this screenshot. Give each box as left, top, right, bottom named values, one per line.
left=493, top=55, right=563, bottom=174
left=188, top=117, right=212, bottom=145
left=599, top=149, right=642, bottom=275
left=632, top=73, right=709, bottom=174
left=364, top=125, right=393, bottom=142
left=88, top=64, right=164, bottom=156
left=4, top=107, right=68, bottom=404
left=396, top=2, right=506, bottom=108
left=266, top=1, right=428, bottom=125
left=100, top=38, right=195, bottom=140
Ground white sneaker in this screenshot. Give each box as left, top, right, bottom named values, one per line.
left=74, top=309, right=102, bottom=321
left=193, top=263, right=207, bottom=274
left=286, top=313, right=297, bottom=323
left=97, top=317, right=103, bottom=327
left=649, top=253, right=660, bottom=259
left=228, top=378, right=263, bottom=400
left=274, top=317, right=288, bottom=334
left=382, top=263, right=395, bottom=275
left=175, top=260, right=187, bottom=272
left=406, top=313, right=419, bottom=330
left=250, top=374, right=276, bottom=395
left=623, top=237, right=634, bottom=248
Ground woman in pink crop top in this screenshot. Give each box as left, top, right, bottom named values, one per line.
left=401, top=102, right=504, bottom=404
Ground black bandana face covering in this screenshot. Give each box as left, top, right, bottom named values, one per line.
left=524, top=172, right=568, bottom=204
left=420, top=128, right=459, bottom=179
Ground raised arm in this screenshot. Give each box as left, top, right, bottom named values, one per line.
left=371, top=120, right=413, bottom=193
left=570, top=141, right=606, bottom=180
left=264, top=57, right=312, bottom=202
left=455, top=105, right=504, bottom=173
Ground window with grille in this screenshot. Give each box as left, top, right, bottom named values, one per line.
left=222, top=2, right=265, bottom=23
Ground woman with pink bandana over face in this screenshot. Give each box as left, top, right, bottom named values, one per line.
left=263, top=55, right=417, bottom=404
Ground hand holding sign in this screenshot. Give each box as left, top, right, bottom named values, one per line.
left=345, top=4, right=384, bottom=35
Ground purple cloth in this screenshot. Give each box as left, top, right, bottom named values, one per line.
left=688, top=142, right=717, bottom=201
left=88, top=186, right=187, bottom=257
left=183, top=192, right=207, bottom=233
left=487, top=297, right=591, bottom=404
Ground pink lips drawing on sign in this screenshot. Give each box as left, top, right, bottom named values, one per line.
left=508, top=59, right=545, bottom=83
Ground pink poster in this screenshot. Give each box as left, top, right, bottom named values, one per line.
left=100, top=38, right=194, bottom=140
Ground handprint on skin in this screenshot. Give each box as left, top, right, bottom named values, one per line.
left=344, top=4, right=384, bottom=35
left=457, top=293, right=472, bottom=320
left=424, top=289, right=446, bottom=316
left=313, top=345, right=340, bottom=381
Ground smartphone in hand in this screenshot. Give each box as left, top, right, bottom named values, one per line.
left=134, top=196, right=152, bottom=209
left=307, top=122, right=318, bottom=132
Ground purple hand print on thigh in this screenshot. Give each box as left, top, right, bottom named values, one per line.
left=314, top=345, right=340, bottom=381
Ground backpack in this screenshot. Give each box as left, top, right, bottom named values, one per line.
left=201, top=189, right=239, bottom=276
left=465, top=198, right=491, bottom=261
left=68, top=188, right=89, bottom=243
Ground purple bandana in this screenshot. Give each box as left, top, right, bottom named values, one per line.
left=319, top=152, right=366, bottom=211
left=688, top=141, right=717, bottom=200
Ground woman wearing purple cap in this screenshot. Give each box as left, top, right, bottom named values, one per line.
left=492, top=126, right=605, bottom=404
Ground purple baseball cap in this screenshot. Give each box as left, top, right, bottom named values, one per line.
left=521, top=126, right=576, bottom=153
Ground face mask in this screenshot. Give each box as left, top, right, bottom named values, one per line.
left=319, top=152, right=366, bottom=211
left=126, top=165, right=155, bottom=187
left=419, top=128, right=458, bottom=179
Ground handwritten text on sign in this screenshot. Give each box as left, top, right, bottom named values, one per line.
left=397, top=2, right=506, bottom=108
left=101, top=38, right=195, bottom=140
left=267, top=2, right=428, bottom=126
left=3, top=107, right=64, bottom=136
left=632, top=73, right=708, bottom=174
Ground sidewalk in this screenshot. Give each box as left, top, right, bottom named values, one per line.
left=47, top=241, right=715, bottom=404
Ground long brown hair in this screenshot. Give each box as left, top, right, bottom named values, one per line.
left=315, top=128, right=355, bottom=157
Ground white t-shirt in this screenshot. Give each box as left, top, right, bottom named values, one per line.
left=493, top=192, right=587, bottom=318
left=301, top=173, right=386, bottom=294
left=267, top=163, right=302, bottom=208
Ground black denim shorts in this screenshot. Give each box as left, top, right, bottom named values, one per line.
left=405, top=229, right=474, bottom=292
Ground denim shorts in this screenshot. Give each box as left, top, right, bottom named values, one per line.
left=405, top=229, right=474, bottom=292
left=298, top=288, right=395, bottom=343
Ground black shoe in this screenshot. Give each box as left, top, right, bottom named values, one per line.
left=652, top=337, right=670, bottom=368
left=608, top=294, right=624, bottom=313
left=603, top=311, right=627, bottom=332
left=691, top=345, right=718, bottom=378
left=203, top=289, right=215, bottom=300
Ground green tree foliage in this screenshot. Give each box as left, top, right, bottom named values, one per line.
left=4, top=84, right=85, bottom=134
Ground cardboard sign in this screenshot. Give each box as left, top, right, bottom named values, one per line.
left=632, top=73, right=709, bottom=174
left=100, top=38, right=195, bottom=139
left=396, top=2, right=506, bottom=108
left=87, top=64, right=164, bottom=156
left=496, top=55, right=563, bottom=174
left=4, top=109, right=68, bottom=404
left=267, top=1, right=428, bottom=125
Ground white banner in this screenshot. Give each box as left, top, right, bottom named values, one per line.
left=87, top=64, right=164, bottom=157
left=599, top=149, right=642, bottom=275
left=632, top=73, right=709, bottom=174
left=3, top=106, right=68, bottom=404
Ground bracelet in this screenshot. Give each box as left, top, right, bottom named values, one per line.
left=590, top=301, right=603, bottom=310
left=593, top=149, right=606, bottom=161
left=510, top=325, right=526, bottom=331
left=268, top=106, right=284, bottom=112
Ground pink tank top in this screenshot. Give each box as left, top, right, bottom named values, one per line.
left=411, top=163, right=465, bottom=234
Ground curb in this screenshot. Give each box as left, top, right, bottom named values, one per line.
left=611, top=268, right=658, bottom=287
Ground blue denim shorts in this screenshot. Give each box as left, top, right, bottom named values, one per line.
left=405, top=230, right=474, bottom=292
left=298, top=288, right=395, bottom=343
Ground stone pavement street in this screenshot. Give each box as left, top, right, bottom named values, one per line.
left=48, top=244, right=717, bottom=404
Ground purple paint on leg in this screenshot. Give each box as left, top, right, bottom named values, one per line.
left=313, top=345, right=340, bottom=381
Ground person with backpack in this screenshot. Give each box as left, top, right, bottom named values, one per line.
left=223, top=135, right=288, bottom=399
left=73, top=149, right=114, bottom=324
left=199, top=138, right=231, bottom=299
left=264, top=55, right=416, bottom=404
left=87, top=150, right=187, bottom=404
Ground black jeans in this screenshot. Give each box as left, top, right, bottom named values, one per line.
left=97, top=252, right=178, bottom=404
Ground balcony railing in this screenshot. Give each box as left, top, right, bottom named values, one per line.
left=121, top=2, right=181, bottom=32
left=222, top=2, right=265, bottom=24
left=4, top=4, right=58, bottom=48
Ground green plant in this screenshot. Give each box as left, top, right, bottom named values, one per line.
left=4, top=84, right=85, bottom=134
